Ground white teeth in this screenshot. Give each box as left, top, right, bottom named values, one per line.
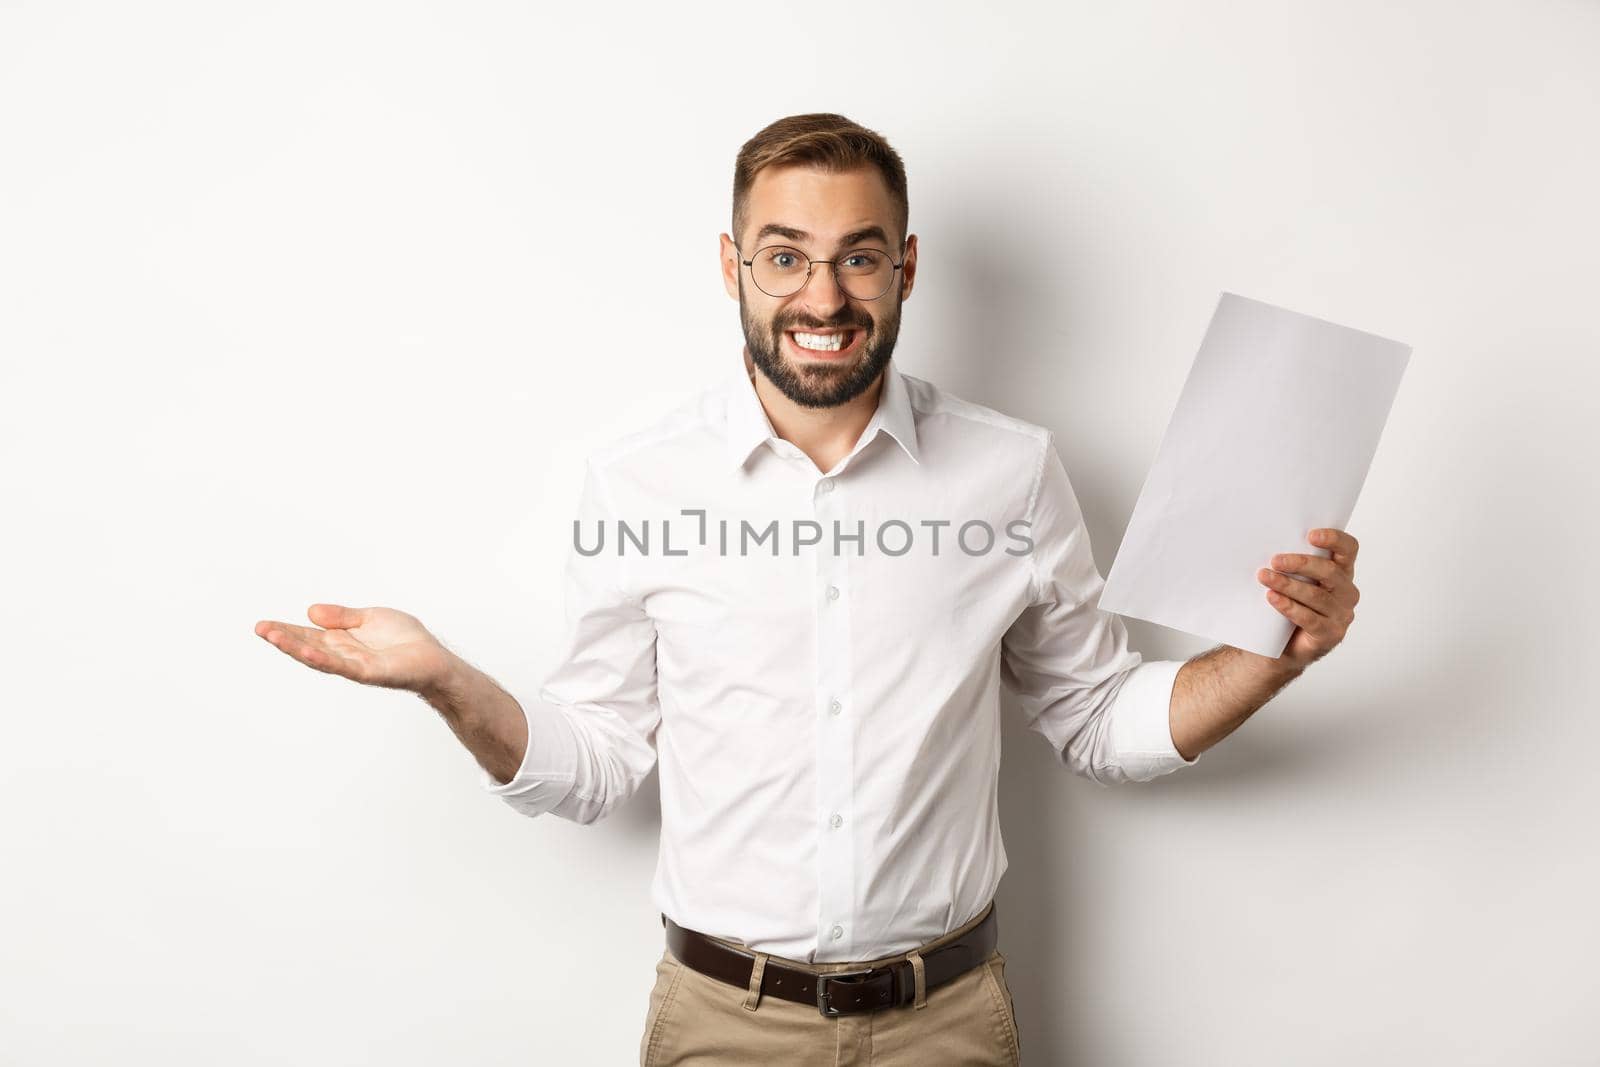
left=792, top=330, right=850, bottom=351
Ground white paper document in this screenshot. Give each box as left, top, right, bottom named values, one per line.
left=1097, top=292, right=1411, bottom=658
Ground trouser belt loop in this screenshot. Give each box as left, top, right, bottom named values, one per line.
left=906, top=949, right=928, bottom=1009
left=743, top=951, right=769, bottom=1011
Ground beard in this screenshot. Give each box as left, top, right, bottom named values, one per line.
left=739, top=273, right=901, bottom=409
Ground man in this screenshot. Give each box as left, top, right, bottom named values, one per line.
left=255, top=113, right=1362, bottom=1066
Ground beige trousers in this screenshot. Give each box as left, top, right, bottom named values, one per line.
left=639, top=900, right=1021, bottom=1066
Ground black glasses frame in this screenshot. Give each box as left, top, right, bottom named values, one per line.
left=736, top=242, right=905, bottom=301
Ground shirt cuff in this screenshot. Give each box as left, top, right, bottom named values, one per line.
left=1109, top=658, right=1198, bottom=781
left=479, top=697, right=582, bottom=816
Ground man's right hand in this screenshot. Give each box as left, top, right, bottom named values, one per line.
left=253, top=604, right=453, bottom=695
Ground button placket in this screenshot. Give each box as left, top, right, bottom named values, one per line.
left=813, top=472, right=855, bottom=960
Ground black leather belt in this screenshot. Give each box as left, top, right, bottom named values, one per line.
left=661, top=902, right=998, bottom=1017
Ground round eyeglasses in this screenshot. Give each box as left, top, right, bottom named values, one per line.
left=737, top=243, right=905, bottom=301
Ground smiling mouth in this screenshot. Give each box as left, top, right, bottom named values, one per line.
left=784, top=327, right=865, bottom=357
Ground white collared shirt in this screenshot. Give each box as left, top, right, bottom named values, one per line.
left=483, top=354, right=1199, bottom=963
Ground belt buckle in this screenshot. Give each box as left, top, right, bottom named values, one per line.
left=816, top=967, right=877, bottom=1017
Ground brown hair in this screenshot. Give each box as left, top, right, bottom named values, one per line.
left=732, top=113, right=909, bottom=252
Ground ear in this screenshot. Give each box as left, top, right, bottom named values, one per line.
left=898, top=234, right=918, bottom=301
left=720, top=233, right=741, bottom=301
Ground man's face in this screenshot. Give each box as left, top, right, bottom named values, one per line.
left=721, top=165, right=918, bottom=409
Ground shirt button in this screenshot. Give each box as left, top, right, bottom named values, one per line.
left=829, top=812, right=843, bottom=829
left=818, top=479, right=834, bottom=494
left=829, top=700, right=842, bottom=716
left=827, top=585, right=840, bottom=600
left=830, top=924, right=844, bottom=940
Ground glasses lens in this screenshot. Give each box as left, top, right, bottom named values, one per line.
left=836, top=249, right=893, bottom=300
left=751, top=245, right=809, bottom=297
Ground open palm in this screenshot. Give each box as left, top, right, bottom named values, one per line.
left=254, top=603, right=451, bottom=692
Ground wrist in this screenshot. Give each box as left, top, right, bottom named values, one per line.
left=1235, top=647, right=1306, bottom=687
left=1260, top=658, right=1307, bottom=688
left=417, top=648, right=469, bottom=704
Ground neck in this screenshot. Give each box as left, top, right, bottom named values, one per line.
left=745, top=347, right=885, bottom=474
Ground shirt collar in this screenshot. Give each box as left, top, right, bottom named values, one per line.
left=724, top=350, right=920, bottom=471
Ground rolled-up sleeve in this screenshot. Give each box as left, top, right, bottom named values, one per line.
left=1000, top=435, right=1198, bottom=787
left=482, top=458, right=662, bottom=823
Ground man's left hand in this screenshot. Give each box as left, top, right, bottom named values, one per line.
left=1255, top=528, right=1361, bottom=672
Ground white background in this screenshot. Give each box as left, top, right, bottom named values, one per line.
left=3, top=2, right=1597, bottom=1064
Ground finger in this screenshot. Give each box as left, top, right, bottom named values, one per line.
left=1269, top=553, right=1349, bottom=592
left=1257, top=566, right=1340, bottom=618
left=255, top=619, right=327, bottom=645
left=308, top=603, right=368, bottom=630
left=257, top=621, right=367, bottom=680
left=256, top=620, right=331, bottom=664
left=1309, top=528, right=1359, bottom=575
left=1265, top=586, right=1338, bottom=638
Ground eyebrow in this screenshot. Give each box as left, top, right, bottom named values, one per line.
left=753, top=222, right=895, bottom=250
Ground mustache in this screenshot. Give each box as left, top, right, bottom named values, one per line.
left=776, top=318, right=870, bottom=333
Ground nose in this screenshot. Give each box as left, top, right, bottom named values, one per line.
left=796, top=261, right=849, bottom=318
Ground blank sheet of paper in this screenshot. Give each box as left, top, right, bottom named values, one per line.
left=1097, top=292, right=1411, bottom=658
